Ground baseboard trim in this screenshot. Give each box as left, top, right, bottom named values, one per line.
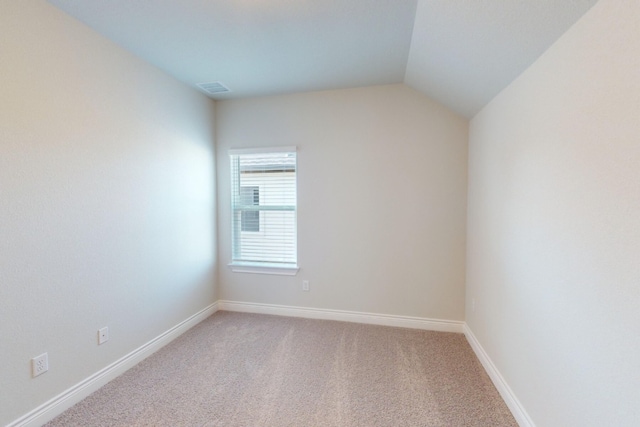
left=218, top=300, right=464, bottom=333
left=9, top=302, right=534, bottom=427
left=463, top=324, right=535, bottom=427
left=8, top=302, right=219, bottom=427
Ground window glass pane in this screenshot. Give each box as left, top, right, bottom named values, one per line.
left=230, top=150, right=297, bottom=266
left=240, top=186, right=259, bottom=232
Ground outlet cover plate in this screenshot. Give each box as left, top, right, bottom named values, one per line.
left=32, top=353, right=48, bottom=377
left=98, top=327, right=109, bottom=345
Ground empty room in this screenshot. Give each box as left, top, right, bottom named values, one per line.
left=1, top=0, right=638, bottom=426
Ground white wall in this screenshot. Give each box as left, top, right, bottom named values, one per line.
left=0, top=1, right=217, bottom=425
left=466, top=0, right=639, bottom=426
left=216, top=84, right=468, bottom=321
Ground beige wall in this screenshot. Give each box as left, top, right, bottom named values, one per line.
left=466, top=0, right=640, bottom=426
left=216, top=84, right=468, bottom=321
left=0, top=1, right=217, bottom=425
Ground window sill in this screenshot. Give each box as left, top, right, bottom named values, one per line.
left=228, top=262, right=299, bottom=276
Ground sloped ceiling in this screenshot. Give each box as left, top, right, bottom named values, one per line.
left=405, top=0, right=600, bottom=117
left=48, top=0, right=598, bottom=118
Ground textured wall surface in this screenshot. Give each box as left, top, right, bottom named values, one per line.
left=0, top=1, right=217, bottom=425
left=466, top=0, right=640, bottom=425
left=216, top=84, right=468, bottom=322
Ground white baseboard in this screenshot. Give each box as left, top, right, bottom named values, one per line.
left=463, top=324, right=535, bottom=427
left=8, top=302, right=219, bottom=427
left=218, top=300, right=464, bottom=333
left=9, top=301, right=533, bottom=427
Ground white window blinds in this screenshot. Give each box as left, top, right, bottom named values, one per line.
left=230, top=147, right=297, bottom=267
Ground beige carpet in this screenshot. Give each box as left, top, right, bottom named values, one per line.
left=45, top=311, right=517, bottom=426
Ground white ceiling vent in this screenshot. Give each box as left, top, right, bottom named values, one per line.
left=197, top=81, right=231, bottom=95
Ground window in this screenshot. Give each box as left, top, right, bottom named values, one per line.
left=229, top=147, right=298, bottom=275
left=240, top=186, right=259, bottom=232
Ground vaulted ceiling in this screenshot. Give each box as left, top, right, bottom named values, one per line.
left=48, top=0, right=598, bottom=118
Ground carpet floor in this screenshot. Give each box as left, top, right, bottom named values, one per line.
left=44, top=311, right=517, bottom=426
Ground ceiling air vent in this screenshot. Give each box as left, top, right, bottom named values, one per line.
left=197, top=81, right=231, bottom=95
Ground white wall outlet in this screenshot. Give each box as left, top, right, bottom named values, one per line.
left=302, top=280, right=310, bottom=291
left=98, top=327, right=109, bottom=345
left=32, top=353, right=48, bottom=377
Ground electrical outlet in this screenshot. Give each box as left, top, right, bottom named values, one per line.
left=32, top=353, right=48, bottom=378
left=98, top=327, right=109, bottom=345
left=302, top=280, right=310, bottom=291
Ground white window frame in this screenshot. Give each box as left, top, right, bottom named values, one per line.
left=228, top=146, right=299, bottom=276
